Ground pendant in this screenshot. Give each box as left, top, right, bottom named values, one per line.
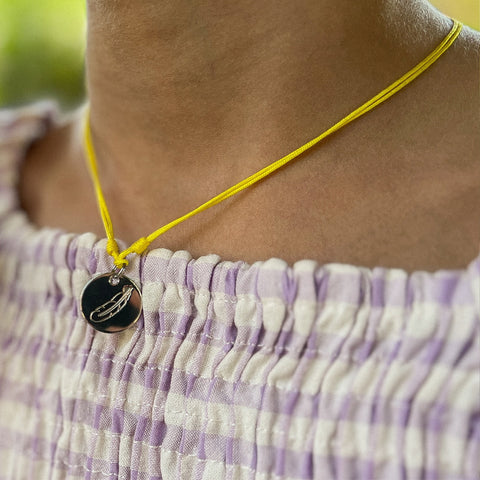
left=80, top=267, right=142, bottom=333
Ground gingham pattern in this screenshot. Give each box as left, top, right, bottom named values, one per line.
left=0, top=105, right=479, bottom=480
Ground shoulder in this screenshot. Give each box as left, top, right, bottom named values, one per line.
left=453, top=24, right=480, bottom=59
left=0, top=103, right=59, bottom=199
left=0, top=102, right=56, bottom=150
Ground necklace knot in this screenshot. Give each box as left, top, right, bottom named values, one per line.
left=107, top=239, right=120, bottom=257
left=106, top=239, right=128, bottom=268
left=128, top=237, right=150, bottom=256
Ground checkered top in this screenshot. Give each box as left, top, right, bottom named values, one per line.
left=0, top=104, right=478, bottom=480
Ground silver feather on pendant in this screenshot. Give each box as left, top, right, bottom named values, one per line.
left=89, top=285, right=135, bottom=323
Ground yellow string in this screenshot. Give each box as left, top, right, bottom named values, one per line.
left=85, top=19, right=463, bottom=269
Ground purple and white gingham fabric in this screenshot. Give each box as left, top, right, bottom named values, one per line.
left=0, top=105, right=479, bottom=480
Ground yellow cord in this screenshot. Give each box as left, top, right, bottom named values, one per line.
left=85, top=19, right=463, bottom=269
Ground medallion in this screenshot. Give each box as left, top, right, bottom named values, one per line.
left=80, top=269, right=142, bottom=333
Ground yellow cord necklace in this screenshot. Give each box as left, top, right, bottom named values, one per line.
left=80, top=19, right=463, bottom=333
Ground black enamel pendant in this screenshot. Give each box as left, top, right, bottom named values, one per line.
left=80, top=269, right=142, bottom=333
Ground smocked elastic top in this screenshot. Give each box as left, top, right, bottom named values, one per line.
left=0, top=103, right=478, bottom=480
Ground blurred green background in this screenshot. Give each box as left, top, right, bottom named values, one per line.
left=0, top=0, right=478, bottom=109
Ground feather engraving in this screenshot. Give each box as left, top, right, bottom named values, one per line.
left=90, top=285, right=134, bottom=323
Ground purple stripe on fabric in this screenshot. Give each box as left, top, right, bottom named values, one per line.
left=197, top=431, right=207, bottom=461
left=93, top=403, right=103, bottom=429
left=224, top=265, right=240, bottom=297
left=159, top=365, right=173, bottom=392
left=144, top=365, right=157, bottom=389
left=121, top=359, right=135, bottom=383
left=186, top=372, right=198, bottom=396
left=66, top=238, right=80, bottom=270
left=372, top=275, right=387, bottom=308
left=184, top=261, right=194, bottom=292
left=112, top=408, right=125, bottom=435
left=282, top=269, right=298, bottom=305
left=1, top=356, right=477, bottom=450
left=0, top=420, right=476, bottom=480
left=3, top=327, right=479, bottom=429
left=469, top=412, right=480, bottom=442
left=431, top=274, right=463, bottom=305
left=422, top=338, right=444, bottom=363
left=151, top=420, right=167, bottom=447
left=134, top=415, right=149, bottom=443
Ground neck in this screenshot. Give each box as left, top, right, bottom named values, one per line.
left=85, top=0, right=448, bottom=183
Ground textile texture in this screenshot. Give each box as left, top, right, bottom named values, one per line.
left=0, top=105, right=479, bottom=480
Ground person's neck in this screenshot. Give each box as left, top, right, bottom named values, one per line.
left=85, top=0, right=448, bottom=186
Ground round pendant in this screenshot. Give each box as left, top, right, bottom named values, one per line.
left=80, top=271, right=142, bottom=333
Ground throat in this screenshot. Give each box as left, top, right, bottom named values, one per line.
left=85, top=0, right=447, bottom=177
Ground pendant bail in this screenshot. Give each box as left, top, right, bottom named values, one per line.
left=109, top=266, right=125, bottom=286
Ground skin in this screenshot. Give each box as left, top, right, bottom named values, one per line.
left=20, top=0, right=480, bottom=271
